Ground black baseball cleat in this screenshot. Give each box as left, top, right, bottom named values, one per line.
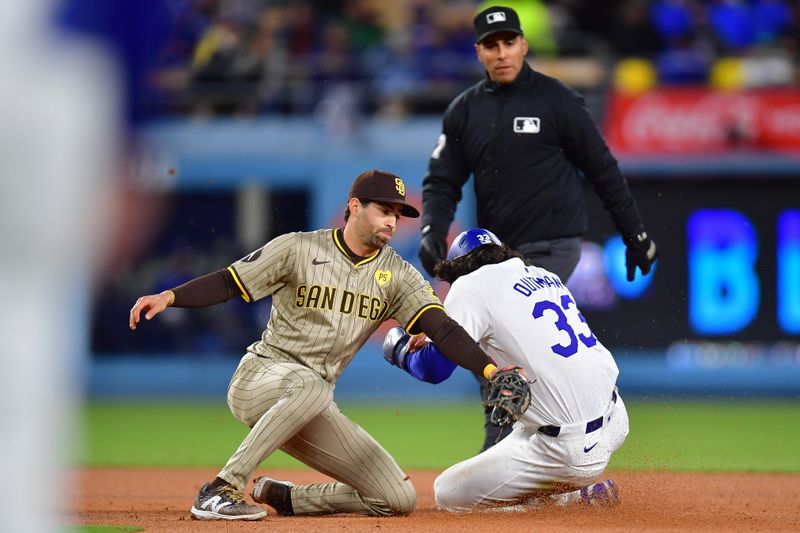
left=251, top=476, right=296, bottom=516
left=190, top=482, right=267, bottom=520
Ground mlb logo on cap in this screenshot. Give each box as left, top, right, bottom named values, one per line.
left=486, top=11, right=506, bottom=24
left=474, top=6, right=523, bottom=43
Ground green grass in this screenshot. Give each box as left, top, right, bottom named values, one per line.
left=77, top=402, right=483, bottom=469
left=78, top=399, right=800, bottom=473
left=612, top=399, right=800, bottom=472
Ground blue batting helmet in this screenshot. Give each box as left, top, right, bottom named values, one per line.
left=447, top=228, right=502, bottom=260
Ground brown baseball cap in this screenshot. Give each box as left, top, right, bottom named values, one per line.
left=348, top=169, right=420, bottom=218
left=474, top=6, right=523, bottom=43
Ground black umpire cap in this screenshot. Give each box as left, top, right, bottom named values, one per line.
left=473, top=6, right=523, bottom=43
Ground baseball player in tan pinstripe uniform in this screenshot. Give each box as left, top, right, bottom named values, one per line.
left=129, top=169, right=519, bottom=520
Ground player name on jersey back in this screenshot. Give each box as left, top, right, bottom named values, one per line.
left=512, top=273, right=564, bottom=297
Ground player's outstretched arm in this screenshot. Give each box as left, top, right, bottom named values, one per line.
left=129, top=291, right=174, bottom=330
left=382, top=327, right=456, bottom=384
left=414, top=308, right=498, bottom=378
left=408, top=309, right=531, bottom=425
left=129, top=268, right=245, bottom=330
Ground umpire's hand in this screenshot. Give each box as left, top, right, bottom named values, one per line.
left=624, top=231, right=658, bottom=281
left=419, top=227, right=447, bottom=277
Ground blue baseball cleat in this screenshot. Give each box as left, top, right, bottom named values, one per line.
left=579, top=479, right=620, bottom=507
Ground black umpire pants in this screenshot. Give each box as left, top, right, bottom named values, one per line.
left=478, top=236, right=582, bottom=452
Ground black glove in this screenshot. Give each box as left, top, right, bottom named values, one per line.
left=624, top=231, right=658, bottom=281
left=483, top=366, right=532, bottom=426
left=419, top=225, right=447, bottom=277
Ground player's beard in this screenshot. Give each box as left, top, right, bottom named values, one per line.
left=369, top=228, right=392, bottom=249
left=352, top=211, right=393, bottom=252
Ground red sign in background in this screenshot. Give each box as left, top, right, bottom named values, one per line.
left=605, top=88, right=800, bottom=154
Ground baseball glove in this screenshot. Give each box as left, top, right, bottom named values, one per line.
left=483, top=366, right=532, bottom=427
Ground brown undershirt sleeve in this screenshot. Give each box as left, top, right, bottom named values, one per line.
left=416, top=307, right=495, bottom=378
left=170, top=269, right=243, bottom=308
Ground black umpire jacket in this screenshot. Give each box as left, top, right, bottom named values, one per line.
left=421, top=61, right=644, bottom=247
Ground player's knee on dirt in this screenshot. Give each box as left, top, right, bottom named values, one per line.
left=367, top=476, right=416, bottom=516
left=433, top=470, right=475, bottom=512
left=433, top=472, right=454, bottom=511
left=388, top=475, right=416, bottom=515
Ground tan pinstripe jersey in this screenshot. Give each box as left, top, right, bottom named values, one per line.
left=229, top=228, right=442, bottom=382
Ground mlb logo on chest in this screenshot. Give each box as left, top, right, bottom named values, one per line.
left=514, top=117, right=540, bottom=134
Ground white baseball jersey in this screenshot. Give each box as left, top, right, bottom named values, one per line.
left=444, top=257, right=619, bottom=427
left=435, top=257, right=628, bottom=511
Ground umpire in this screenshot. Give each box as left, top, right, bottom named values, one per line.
left=418, top=5, right=657, bottom=451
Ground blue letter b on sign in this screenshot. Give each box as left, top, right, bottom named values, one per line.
left=688, top=210, right=759, bottom=335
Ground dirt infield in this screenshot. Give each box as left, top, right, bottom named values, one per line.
left=69, top=467, right=800, bottom=532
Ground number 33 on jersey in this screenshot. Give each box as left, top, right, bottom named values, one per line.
left=443, top=259, right=618, bottom=424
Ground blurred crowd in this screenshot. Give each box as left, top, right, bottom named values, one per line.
left=144, top=0, right=799, bottom=119
left=95, top=0, right=799, bottom=356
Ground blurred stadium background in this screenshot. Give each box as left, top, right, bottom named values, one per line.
left=5, top=2, right=797, bottom=531
left=75, top=0, right=800, bottom=401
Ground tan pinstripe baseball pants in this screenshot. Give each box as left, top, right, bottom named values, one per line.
left=219, top=353, right=416, bottom=516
